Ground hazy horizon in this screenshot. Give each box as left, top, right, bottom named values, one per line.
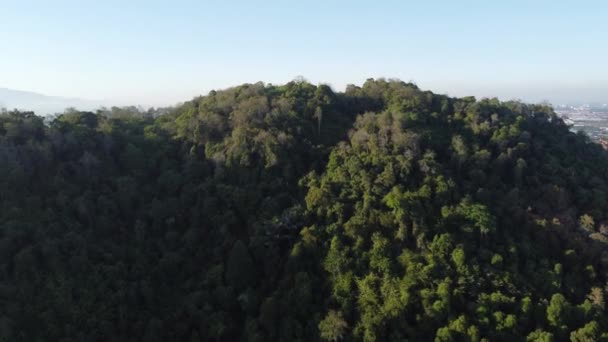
left=2, top=1, right=608, bottom=107
left=2, top=78, right=607, bottom=114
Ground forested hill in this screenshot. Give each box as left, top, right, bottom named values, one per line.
left=1, top=79, right=608, bottom=341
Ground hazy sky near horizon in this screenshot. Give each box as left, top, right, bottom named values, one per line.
left=1, top=0, right=607, bottom=106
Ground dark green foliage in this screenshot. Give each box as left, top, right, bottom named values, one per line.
left=1, top=79, right=608, bottom=341
left=227, top=240, right=256, bottom=290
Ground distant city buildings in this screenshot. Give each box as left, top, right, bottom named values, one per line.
left=555, top=104, right=608, bottom=142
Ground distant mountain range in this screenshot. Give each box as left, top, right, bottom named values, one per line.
left=0, top=87, right=104, bottom=115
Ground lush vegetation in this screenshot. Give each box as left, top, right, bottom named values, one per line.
left=1, top=79, right=607, bottom=341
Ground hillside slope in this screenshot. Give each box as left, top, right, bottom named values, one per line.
left=0, top=79, right=607, bottom=341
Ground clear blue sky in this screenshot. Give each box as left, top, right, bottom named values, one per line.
left=1, top=0, right=607, bottom=106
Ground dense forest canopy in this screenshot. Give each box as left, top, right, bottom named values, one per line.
left=1, top=79, right=607, bottom=341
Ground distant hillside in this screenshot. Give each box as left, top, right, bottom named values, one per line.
left=0, top=87, right=103, bottom=114
left=1, top=79, right=608, bottom=341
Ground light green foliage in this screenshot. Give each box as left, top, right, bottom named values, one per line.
left=458, top=201, right=496, bottom=236
left=318, top=310, right=348, bottom=342
left=324, top=236, right=348, bottom=276
left=570, top=321, right=600, bottom=342
left=527, top=329, right=554, bottom=342
left=547, top=293, right=570, bottom=328
left=491, top=254, right=504, bottom=266
left=369, top=233, right=392, bottom=274
left=579, top=214, right=595, bottom=232
left=435, top=326, right=454, bottom=342
left=451, top=247, right=466, bottom=270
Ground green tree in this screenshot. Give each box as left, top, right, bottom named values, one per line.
left=319, top=310, right=348, bottom=342
left=579, top=214, right=595, bottom=233
left=526, top=329, right=554, bottom=342
left=570, top=321, right=600, bottom=342
left=547, top=293, right=569, bottom=328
